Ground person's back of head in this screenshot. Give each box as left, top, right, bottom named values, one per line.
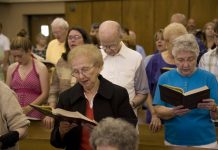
left=163, top=22, right=188, bottom=42
left=170, top=13, right=187, bottom=26
left=90, top=117, right=138, bottom=150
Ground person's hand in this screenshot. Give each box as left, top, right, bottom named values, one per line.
left=197, top=99, right=217, bottom=111
left=22, top=106, right=32, bottom=114
left=172, top=105, right=190, bottom=116
left=59, top=121, right=77, bottom=137
left=43, top=116, right=54, bottom=129
left=149, top=114, right=162, bottom=133
left=0, top=131, right=19, bottom=149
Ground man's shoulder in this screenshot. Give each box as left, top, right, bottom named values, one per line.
left=0, top=33, right=10, bottom=42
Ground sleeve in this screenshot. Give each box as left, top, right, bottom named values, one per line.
left=2, top=86, right=29, bottom=131
left=50, top=93, right=66, bottom=148
left=134, top=59, right=150, bottom=94
left=207, top=74, right=218, bottom=104
left=116, top=87, right=138, bottom=126
left=3, top=37, right=10, bottom=51
left=153, top=75, right=167, bottom=106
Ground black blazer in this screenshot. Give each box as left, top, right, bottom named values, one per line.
left=50, top=75, right=137, bottom=150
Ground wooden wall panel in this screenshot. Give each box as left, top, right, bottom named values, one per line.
left=91, top=1, right=122, bottom=24
left=190, top=0, right=218, bottom=29
left=154, top=0, right=189, bottom=31
left=122, top=0, right=154, bottom=54
left=65, top=2, right=92, bottom=32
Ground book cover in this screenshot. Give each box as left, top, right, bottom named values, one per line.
left=30, top=104, right=98, bottom=126
left=160, top=67, right=174, bottom=74
left=159, top=84, right=210, bottom=109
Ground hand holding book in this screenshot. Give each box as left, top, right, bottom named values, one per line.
left=159, top=84, right=210, bottom=109
left=30, top=104, right=98, bottom=126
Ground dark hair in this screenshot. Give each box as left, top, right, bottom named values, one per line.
left=62, top=27, right=92, bottom=61
left=11, top=36, right=32, bottom=53
left=91, top=23, right=100, bottom=29
left=17, top=29, right=28, bottom=37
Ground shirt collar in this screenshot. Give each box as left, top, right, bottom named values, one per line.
left=69, top=75, right=113, bottom=103
left=102, top=41, right=128, bottom=59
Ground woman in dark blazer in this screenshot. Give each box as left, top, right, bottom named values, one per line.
left=50, top=44, right=137, bottom=150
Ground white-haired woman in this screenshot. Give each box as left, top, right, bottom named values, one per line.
left=153, top=33, right=218, bottom=148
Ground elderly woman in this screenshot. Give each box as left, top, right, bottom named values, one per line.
left=153, top=34, right=218, bottom=148
left=145, top=23, right=187, bottom=131
left=50, top=44, right=137, bottom=150
left=90, top=117, right=138, bottom=150
left=43, top=27, right=92, bottom=128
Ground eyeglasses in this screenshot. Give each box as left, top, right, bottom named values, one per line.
left=68, top=35, right=82, bottom=40
left=99, top=43, right=119, bottom=50
left=71, top=65, right=95, bottom=77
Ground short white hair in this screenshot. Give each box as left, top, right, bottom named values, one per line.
left=172, top=33, right=199, bottom=57
left=51, top=17, right=69, bottom=30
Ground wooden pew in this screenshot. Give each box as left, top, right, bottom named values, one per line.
left=19, top=120, right=62, bottom=150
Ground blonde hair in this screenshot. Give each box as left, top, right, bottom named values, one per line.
left=11, top=36, right=32, bottom=52
left=163, top=23, right=188, bottom=41
left=68, top=44, right=103, bottom=68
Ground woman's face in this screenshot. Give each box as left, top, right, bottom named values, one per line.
left=205, top=24, right=214, bottom=37
left=71, top=55, right=101, bottom=91
left=11, top=49, right=31, bottom=65
left=68, top=30, right=85, bottom=49
left=174, top=50, right=197, bottom=76
left=155, top=34, right=166, bottom=52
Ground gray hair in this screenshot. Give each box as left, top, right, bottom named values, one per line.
left=51, top=17, right=69, bottom=30
left=172, top=33, right=199, bottom=57
left=90, top=117, right=138, bottom=150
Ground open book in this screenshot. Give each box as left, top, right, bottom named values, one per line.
left=159, top=84, right=210, bottom=109
left=31, top=53, right=55, bottom=68
left=30, top=104, right=98, bottom=126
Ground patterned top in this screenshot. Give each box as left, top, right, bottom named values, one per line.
left=198, top=47, right=218, bottom=81
left=47, top=57, right=77, bottom=104
left=10, top=59, right=43, bottom=120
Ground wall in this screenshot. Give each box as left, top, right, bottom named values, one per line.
left=0, top=2, right=65, bottom=39
left=65, top=0, right=218, bottom=54
left=0, top=0, right=217, bottom=54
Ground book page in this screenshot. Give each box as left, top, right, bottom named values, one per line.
left=184, top=86, right=209, bottom=96
left=53, top=108, right=97, bottom=125
left=162, top=84, right=184, bottom=93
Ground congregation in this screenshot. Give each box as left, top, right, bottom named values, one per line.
left=0, top=12, right=218, bottom=150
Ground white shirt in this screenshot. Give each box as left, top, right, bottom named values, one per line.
left=0, top=33, right=10, bottom=61
left=101, top=42, right=149, bottom=101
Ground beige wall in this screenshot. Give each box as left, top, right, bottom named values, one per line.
left=0, top=2, right=65, bottom=39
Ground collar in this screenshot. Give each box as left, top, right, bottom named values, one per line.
left=102, top=41, right=128, bottom=59
left=69, top=75, right=114, bottom=103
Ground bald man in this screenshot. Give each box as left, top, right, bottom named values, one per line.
left=99, top=20, right=149, bottom=115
